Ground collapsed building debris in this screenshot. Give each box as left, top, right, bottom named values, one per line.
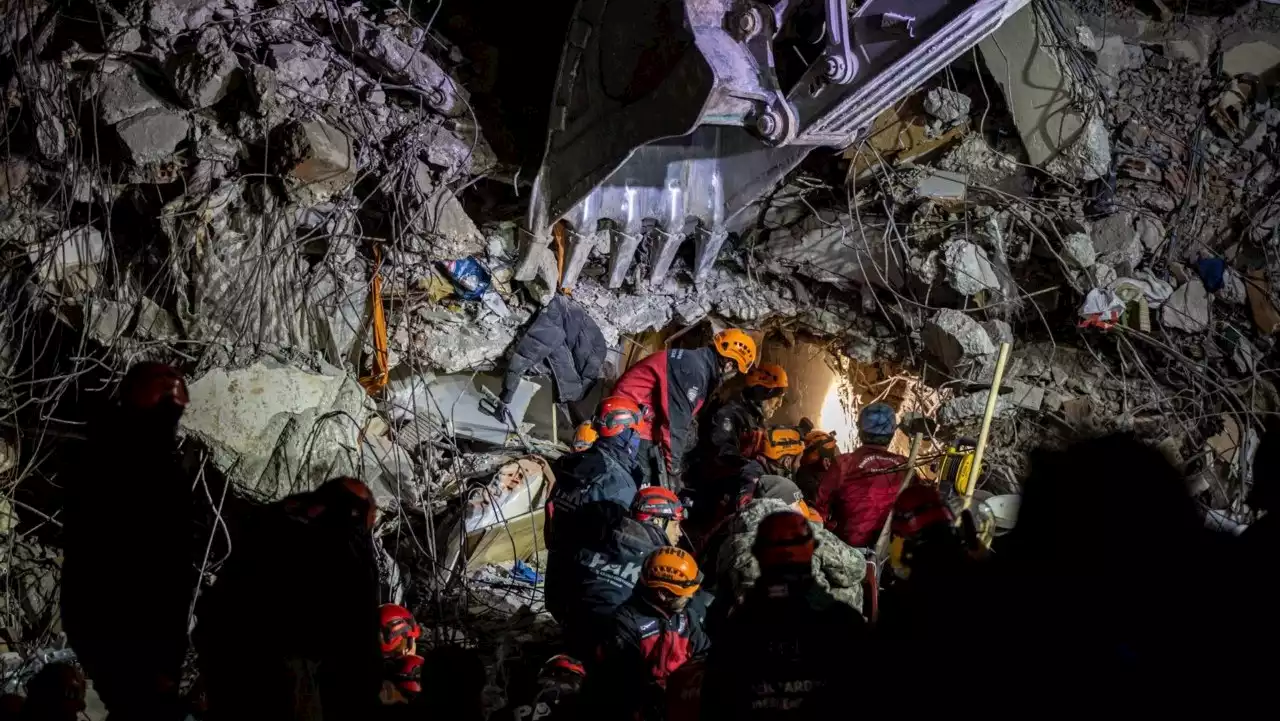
left=4, top=0, right=1280, bottom=697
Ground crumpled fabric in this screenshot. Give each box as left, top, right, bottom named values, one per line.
left=717, top=498, right=865, bottom=613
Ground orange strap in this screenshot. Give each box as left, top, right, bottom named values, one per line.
left=360, top=245, right=390, bottom=394
left=553, top=221, right=570, bottom=295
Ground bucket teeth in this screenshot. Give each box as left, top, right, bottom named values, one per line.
left=649, top=226, right=694, bottom=288
left=607, top=228, right=643, bottom=289
left=693, top=226, right=728, bottom=283
left=559, top=228, right=600, bottom=291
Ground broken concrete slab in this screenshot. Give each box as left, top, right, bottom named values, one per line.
left=923, top=87, right=971, bottom=124
left=169, top=28, right=240, bottom=109
left=181, top=362, right=375, bottom=500
left=1063, top=232, right=1096, bottom=269
left=1005, top=380, right=1044, bottom=413
left=1136, top=215, right=1164, bottom=252
left=922, top=309, right=996, bottom=377
left=916, top=169, right=968, bottom=203
left=1221, top=32, right=1280, bottom=78
left=97, top=67, right=165, bottom=125
left=939, top=390, right=1014, bottom=426
left=0, top=160, right=31, bottom=200
left=278, top=120, right=356, bottom=202
left=1090, top=211, right=1143, bottom=274
left=941, top=239, right=1000, bottom=296
left=115, top=109, right=190, bottom=164
left=30, top=226, right=105, bottom=295
left=979, top=5, right=1106, bottom=180
left=1162, top=279, right=1211, bottom=333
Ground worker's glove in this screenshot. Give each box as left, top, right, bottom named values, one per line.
left=639, top=403, right=655, bottom=422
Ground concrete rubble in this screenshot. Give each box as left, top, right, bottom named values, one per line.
left=2, top=0, right=1280, bottom=673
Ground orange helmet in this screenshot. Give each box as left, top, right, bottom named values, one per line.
left=392, top=654, right=424, bottom=695
left=753, top=511, right=817, bottom=568
left=796, top=500, right=823, bottom=523
left=379, top=604, right=422, bottom=657
left=595, top=396, right=646, bottom=438
left=801, top=434, right=839, bottom=467
left=632, top=486, right=685, bottom=523
left=713, top=329, right=757, bottom=374
left=572, top=422, right=598, bottom=451
left=762, top=427, right=804, bottom=461
left=641, top=547, right=703, bottom=598
left=745, top=364, right=788, bottom=391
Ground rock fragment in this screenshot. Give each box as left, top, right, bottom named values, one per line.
left=116, top=109, right=191, bottom=164
left=1090, top=211, right=1143, bottom=274
left=277, top=120, right=357, bottom=202
left=941, top=240, right=1000, bottom=296
left=924, top=88, right=971, bottom=123
left=922, top=309, right=995, bottom=377
left=939, top=391, right=1014, bottom=425
left=1161, top=280, right=1210, bottom=333
left=170, top=29, right=240, bottom=109
left=98, top=68, right=164, bottom=125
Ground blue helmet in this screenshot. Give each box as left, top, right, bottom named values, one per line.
left=858, top=402, right=897, bottom=440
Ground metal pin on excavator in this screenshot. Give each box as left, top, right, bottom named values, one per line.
left=517, top=0, right=1033, bottom=292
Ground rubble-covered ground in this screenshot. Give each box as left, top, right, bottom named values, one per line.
left=2, top=0, right=1280, bottom=704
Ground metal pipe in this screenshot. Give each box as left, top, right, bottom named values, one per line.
left=966, top=342, right=1012, bottom=507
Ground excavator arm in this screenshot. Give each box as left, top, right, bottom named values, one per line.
left=518, top=0, right=1033, bottom=291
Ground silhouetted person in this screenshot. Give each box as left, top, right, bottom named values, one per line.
left=20, top=663, right=86, bottom=721
left=196, top=477, right=381, bottom=719
left=986, top=433, right=1217, bottom=704
left=702, top=511, right=864, bottom=719
left=62, top=362, right=193, bottom=719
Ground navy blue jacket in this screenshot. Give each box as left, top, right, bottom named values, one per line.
left=545, top=516, right=667, bottom=630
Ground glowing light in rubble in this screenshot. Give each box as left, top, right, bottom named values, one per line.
left=818, top=377, right=858, bottom=452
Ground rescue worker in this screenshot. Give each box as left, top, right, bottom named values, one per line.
left=19, top=663, right=87, bottom=721
left=612, top=329, right=757, bottom=487
left=701, top=511, right=866, bottom=719
left=698, top=363, right=789, bottom=465
left=794, top=432, right=838, bottom=502
left=379, top=604, right=424, bottom=707
left=492, top=655, right=586, bottom=721
left=62, top=362, right=194, bottom=720
left=687, top=426, right=808, bottom=553
left=593, top=547, right=710, bottom=720
left=546, top=396, right=649, bottom=549
left=813, top=402, right=906, bottom=547
left=380, top=654, right=424, bottom=706
left=545, top=486, right=684, bottom=656
left=572, top=422, right=598, bottom=452
left=379, top=604, right=422, bottom=659
left=197, top=477, right=382, bottom=720
left=743, top=427, right=805, bottom=482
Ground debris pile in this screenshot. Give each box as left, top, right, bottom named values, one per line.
left=4, top=0, right=1280, bottom=683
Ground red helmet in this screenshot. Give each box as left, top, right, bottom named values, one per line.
left=379, top=604, right=422, bottom=657
left=891, top=484, right=954, bottom=539
left=631, top=486, right=684, bottom=523
left=392, top=654, right=424, bottom=695
left=595, top=396, right=646, bottom=438
left=752, top=511, right=816, bottom=568
left=119, top=362, right=189, bottom=412
left=541, top=654, right=586, bottom=679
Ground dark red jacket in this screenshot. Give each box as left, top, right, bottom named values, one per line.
left=592, top=594, right=709, bottom=718
left=611, top=347, right=718, bottom=469
left=813, top=445, right=906, bottom=547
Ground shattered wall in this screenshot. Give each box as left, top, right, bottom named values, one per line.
left=3, top=0, right=1280, bottom=682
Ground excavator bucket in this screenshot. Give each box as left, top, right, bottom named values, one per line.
left=518, top=0, right=1033, bottom=291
